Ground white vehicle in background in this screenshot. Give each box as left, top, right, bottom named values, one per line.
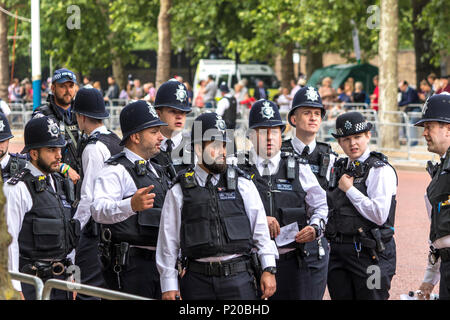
left=193, top=59, right=280, bottom=100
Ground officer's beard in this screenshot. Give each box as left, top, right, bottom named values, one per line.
left=0, top=149, right=7, bottom=160
left=36, top=155, right=58, bottom=175
left=203, top=161, right=227, bottom=174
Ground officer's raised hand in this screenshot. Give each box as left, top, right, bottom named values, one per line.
left=267, top=217, right=280, bottom=238
left=295, top=226, right=316, bottom=243
left=338, top=174, right=354, bottom=192
left=66, top=166, right=80, bottom=184
left=131, top=185, right=156, bottom=212
left=162, top=290, right=181, bottom=300
left=260, top=271, right=277, bottom=299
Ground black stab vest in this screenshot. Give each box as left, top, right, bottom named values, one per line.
left=151, top=135, right=193, bottom=180
left=9, top=169, right=80, bottom=261
left=104, top=153, right=169, bottom=246
left=427, top=153, right=450, bottom=242
left=178, top=168, right=253, bottom=259
left=240, top=153, right=308, bottom=248
left=1, top=153, right=27, bottom=182
left=326, top=152, right=397, bottom=237
left=282, top=139, right=335, bottom=189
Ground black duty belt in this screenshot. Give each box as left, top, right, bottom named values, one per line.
left=278, top=249, right=300, bottom=261
left=20, top=258, right=72, bottom=279
left=187, top=256, right=251, bottom=277
left=128, top=247, right=156, bottom=261
left=439, top=248, right=450, bottom=262
left=331, top=233, right=392, bottom=245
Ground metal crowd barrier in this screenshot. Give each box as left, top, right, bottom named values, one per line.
left=42, top=279, right=151, bottom=300
left=9, top=271, right=44, bottom=300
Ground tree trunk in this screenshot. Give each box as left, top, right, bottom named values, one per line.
left=305, top=49, right=323, bottom=79
left=0, top=3, right=10, bottom=101
left=156, top=0, right=172, bottom=89
left=112, top=56, right=126, bottom=91
left=0, top=182, right=20, bottom=300
left=379, top=0, right=399, bottom=149
left=275, top=43, right=294, bottom=89
left=412, top=0, right=440, bottom=86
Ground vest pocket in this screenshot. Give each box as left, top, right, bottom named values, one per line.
left=32, top=218, right=63, bottom=251
left=278, top=207, right=307, bottom=228
left=138, top=208, right=162, bottom=228
left=68, top=219, right=81, bottom=249
left=222, top=215, right=251, bottom=241
left=184, top=220, right=211, bottom=247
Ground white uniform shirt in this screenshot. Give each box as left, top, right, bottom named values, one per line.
left=4, top=162, right=61, bottom=291
left=90, top=147, right=160, bottom=250
left=291, top=136, right=336, bottom=182
left=156, top=164, right=278, bottom=293
left=216, top=94, right=233, bottom=117
left=160, top=131, right=183, bottom=153
left=1, top=153, right=10, bottom=171
left=73, top=126, right=114, bottom=230
left=344, top=148, right=398, bottom=226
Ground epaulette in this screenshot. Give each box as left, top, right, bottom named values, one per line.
left=232, top=165, right=252, bottom=180
left=86, top=131, right=101, bottom=145
left=32, top=103, right=53, bottom=118
left=105, top=152, right=125, bottom=165
left=7, top=168, right=30, bottom=185
left=316, top=141, right=338, bottom=157
left=370, top=151, right=388, bottom=163
left=9, top=152, right=28, bottom=160
left=281, top=139, right=294, bottom=152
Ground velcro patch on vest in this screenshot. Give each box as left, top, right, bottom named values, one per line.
left=61, top=199, right=72, bottom=209
left=276, top=183, right=293, bottom=191
left=218, top=191, right=236, bottom=200
left=309, top=164, right=320, bottom=173
left=354, top=177, right=365, bottom=184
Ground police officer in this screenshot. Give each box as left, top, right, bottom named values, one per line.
left=152, top=79, right=193, bottom=180
left=90, top=100, right=170, bottom=298
left=326, top=112, right=397, bottom=300
left=33, top=68, right=81, bottom=185
left=282, top=86, right=336, bottom=299
left=414, top=93, right=450, bottom=300
left=216, top=82, right=238, bottom=129
left=72, top=87, right=123, bottom=299
left=240, top=100, right=329, bottom=300
left=0, top=112, right=27, bottom=181
left=4, top=116, right=80, bottom=300
left=156, top=112, right=278, bottom=300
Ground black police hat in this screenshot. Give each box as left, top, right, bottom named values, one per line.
left=119, top=100, right=167, bottom=145
left=331, top=112, right=373, bottom=139
left=154, top=79, right=191, bottom=113
left=288, top=86, right=325, bottom=127
left=191, top=112, right=232, bottom=145
left=219, top=82, right=230, bottom=93
left=22, top=116, right=67, bottom=153
left=0, top=112, right=13, bottom=142
left=52, top=68, right=77, bottom=84
left=73, top=87, right=109, bottom=119
left=414, top=93, right=450, bottom=127
left=249, top=99, right=286, bottom=132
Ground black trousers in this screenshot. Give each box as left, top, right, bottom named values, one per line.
left=327, top=238, right=396, bottom=300
left=270, top=251, right=312, bottom=300
left=180, top=269, right=258, bottom=300
left=304, top=237, right=330, bottom=300
left=75, top=231, right=107, bottom=300
left=439, top=260, right=450, bottom=300
left=102, top=248, right=161, bottom=299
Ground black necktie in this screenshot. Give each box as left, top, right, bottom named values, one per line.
left=262, top=160, right=271, bottom=177
left=205, top=174, right=214, bottom=189
left=166, top=139, right=173, bottom=154
left=46, top=175, right=55, bottom=192
left=301, top=146, right=310, bottom=157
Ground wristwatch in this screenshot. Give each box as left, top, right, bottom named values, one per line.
left=311, top=224, right=321, bottom=238
left=263, top=266, right=277, bottom=275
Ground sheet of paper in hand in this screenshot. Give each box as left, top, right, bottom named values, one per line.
left=275, top=222, right=299, bottom=247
